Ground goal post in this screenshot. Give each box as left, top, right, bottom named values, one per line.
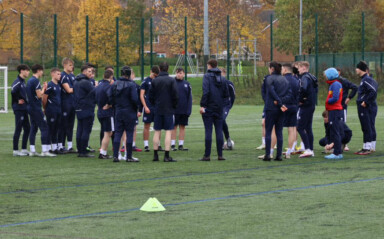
left=0, top=66, right=8, bottom=113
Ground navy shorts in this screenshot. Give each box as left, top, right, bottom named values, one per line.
left=154, top=114, right=174, bottom=130
left=174, top=114, right=189, bottom=126
left=283, top=109, right=297, bottom=127
left=99, top=116, right=115, bottom=132
left=142, top=110, right=155, bottom=123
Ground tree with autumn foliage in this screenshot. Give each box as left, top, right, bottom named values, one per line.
left=158, top=0, right=264, bottom=57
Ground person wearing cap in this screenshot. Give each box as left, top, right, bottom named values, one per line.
left=109, top=66, right=141, bottom=163
left=355, top=61, right=378, bottom=155
left=323, top=67, right=344, bottom=159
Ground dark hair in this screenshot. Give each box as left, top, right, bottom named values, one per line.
left=159, top=62, right=169, bottom=72
left=17, top=64, right=30, bottom=73
left=207, top=59, right=218, bottom=68
left=121, top=66, right=132, bottom=77
left=81, top=64, right=93, bottom=73
left=31, top=64, right=44, bottom=74
left=151, top=66, right=160, bottom=75
left=104, top=69, right=114, bottom=79
left=62, top=57, right=74, bottom=66
left=176, top=67, right=184, bottom=73
left=85, top=62, right=96, bottom=68
left=322, top=110, right=328, bottom=118
left=282, top=63, right=292, bottom=72
left=269, top=61, right=282, bottom=74
left=50, top=67, right=61, bottom=74
left=105, top=65, right=113, bottom=71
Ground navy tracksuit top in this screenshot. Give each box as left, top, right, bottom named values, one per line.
left=298, top=72, right=318, bottom=108
left=356, top=73, right=378, bottom=107
left=174, top=78, right=192, bottom=116
left=11, top=75, right=28, bottom=112
left=339, top=77, right=357, bottom=109
left=223, top=79, right=235, bottom=108
left=283, top=73, right=299, bottom=110
left=110, top=77, right=140, bottom=118
left=45, top=81, right=62, bottom=114
left=73, top=74, right=96, bottom=119
left=149, top=72, right=179, bottom=115
left=264, top=72, right=292, bottom=111
left=26, top=76, right=42, bottom=112
left=95, top=79, right=114, bottom=118
left=200, top=68, right=229, bottom=114
left=60, top=71, right=75, bottom=107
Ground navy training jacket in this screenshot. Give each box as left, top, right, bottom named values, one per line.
left=298, top=72, right=318, bottom=108
left=95, top=79, right=114, bottom=118
left=175, top=78, right=192, bottom=115
left=73, top=74, right=96, bottom=119
left=149, top=72, right=179, bottom=116
left=264, top=72, right=292, bottom=111
left=356, top=73, right=378, bottom=107
left=11, top=75, right=28, bottom=112
left=200, top=68, right=229, bottom=114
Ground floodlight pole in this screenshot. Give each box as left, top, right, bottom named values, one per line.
left=203, top=0, right=209, bottom=72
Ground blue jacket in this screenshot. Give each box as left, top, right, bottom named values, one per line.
left=73, top=74, right=96, bottom=119
left=11, top=75, right=28, bottom=111
left=299, top=72, right=318, bottom=108
left=264, top=72, right=292, bottom=111
left=261, top=75, right=268, bottom=103
left=223, top=79, right=235, bottom=108
left=109, top=77, right=139, bottom=119
left=284, top=73, right=299, bottom=110
left=339, top=77, right=357, bottom=109
left=45, top=81, right=62, bottom=114
left=95, top=79, right=114, bottom=118
left=26, top=76, right=42, bottom=112
left=175, top=78, right=192, bottom=115
left=140, top=76, right=153, bottom=109
left=149, top=72, right=179, bottom=115
left=200, top=68, right=229, bottom=114
left=356, top=73, right=378, bottom=107
left=60, top=71, right=75, bottom=106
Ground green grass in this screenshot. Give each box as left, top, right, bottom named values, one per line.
left=0, top=105, right=384, bottom=238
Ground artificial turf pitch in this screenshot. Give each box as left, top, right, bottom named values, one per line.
left=0, top=105, right=383, bottom=238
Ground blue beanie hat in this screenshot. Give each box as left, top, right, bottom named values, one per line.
left=324, top=68, right=339, bottom=80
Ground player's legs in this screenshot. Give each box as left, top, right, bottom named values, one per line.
left=213, top=114, right=224, bottom=158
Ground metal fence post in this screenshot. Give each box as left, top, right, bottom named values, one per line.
left=315, top=14, right=319, bottom=78
left=20, top=13, right=24, bottom=64
left=270, top=14, right=273, bottom=61
left=116, top=17, right=119, bottom=77
left=150, top=17, right=153, bottom=69
left=227, top=15, right=230, bottom=80
left=185, top=16, right=188, bottom=80
left=53, top=14, right=57, bottom=67
left=86, top=15, right=89, bottom=63
left=141, top=18, right=144, bottom=81
left=362, top=12, right=365, bottom=61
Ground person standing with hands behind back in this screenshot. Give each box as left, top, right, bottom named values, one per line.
left=199, top=59, right=229, bottom=161
left=263, top=62, right=290, bottom=162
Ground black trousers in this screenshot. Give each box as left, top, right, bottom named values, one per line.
left=13, top=110, right=30, bottom=150
left=202, top=111, right=224, bottom=157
